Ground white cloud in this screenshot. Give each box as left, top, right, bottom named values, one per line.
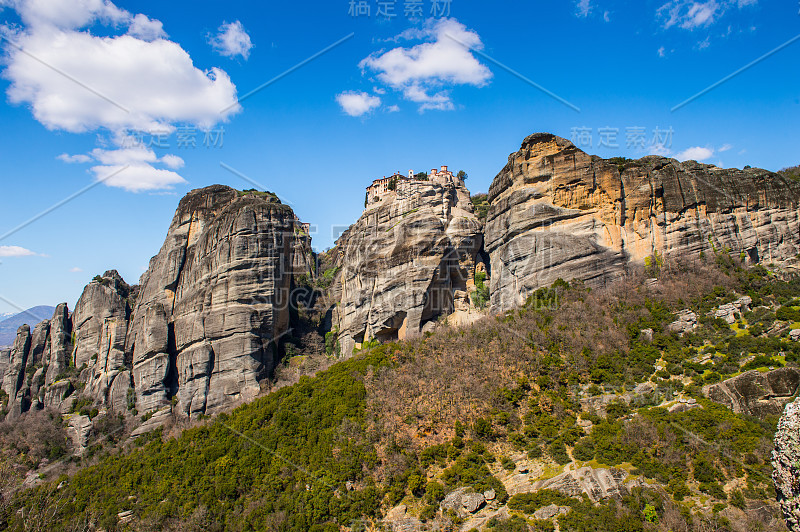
left=3, top=30, right=240, bottom=133
left=719, top=143, right=733, bottom=152
left=1, top=0, right=240, bottom=192
left=358, top=18, right=491, bottom=112
left=0, top=245, right=39, bottom=257
left=657, top=0, right=757, bottom=30
left=657, top=46, right=666, bottom=57
left=603, top=10, right=611, bottom=22
left=576, top=0, right=592, bottom=17
left=8, top=0, right=130, bottom=30
left=160, top=154, right=184, bottom=169
left=86, top=144, right=187, bottom=191
left=677, top=146, right=714, bottom=161
left=69, top=267, right=83, bottom=272
left=649, top=143, right=673, bottom=156
left=386, top=104, right=400, bottom=113
left=127, top=14, right=166, bottom=41
left=336, top=91, right=381, bottom=117
left=209, top=21, right=253, bottom=60
left=57, top=152, right=91, bottom=163
left=697, top=36, right=711, bottom=49
left=91, top=163, right=186, bottom=192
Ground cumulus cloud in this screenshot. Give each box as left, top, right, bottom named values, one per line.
left=658, top=46, right=666, bottom=57
left=657, top=0, right=757, bottom=30
left=1, top=0, right=240, bottom=192
left=358, top=18, right=491, bottom=112
left=336, top=91, right=381, bottom=117
left=677, top=146, right=714, bottom=161
left=0, top=245, right=39, bottom=257
left=69, top=267, right=83, bottom=272
left=127, top=13, right=166, bottom=41
left=87, top=144, right=187, bottom=191
left=209, top=21, right=253, bottom=60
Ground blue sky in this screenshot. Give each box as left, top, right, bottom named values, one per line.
left=0, top=0, right=798, bottom=315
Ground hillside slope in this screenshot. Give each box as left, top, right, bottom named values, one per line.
left=6, top=256, right=799, bottom=531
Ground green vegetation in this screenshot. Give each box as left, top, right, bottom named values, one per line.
left=470, top=271, right=490, bottom=309
left=7, top=254, right=798, bottom=531
left=778, top=165, right=800, bottom=182
left=470, top=193, right=490, bottom=221
left=236, top=188, right=281, bottom=203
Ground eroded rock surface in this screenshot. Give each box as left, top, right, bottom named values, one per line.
left=775, top=397, right=800, bottom=531
left=127, top=185, right=313, bottom=417
left=331, top=178, right=484, bottom=355
left=531, top=466, right=638, bottom=503
left=705, top=367, right=800, bottom=418
left=485, top=133, right=800, bottom=310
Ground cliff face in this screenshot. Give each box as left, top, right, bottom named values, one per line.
left=485, top=133, right=800, bottom=310
left=1, top=185, right=312, bottom=424
left=126, top=185, right=313, bottom=417
left=332, top=179, right=484, bottom=355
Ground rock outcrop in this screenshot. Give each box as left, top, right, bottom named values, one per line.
left=532, top=466, right=642, bottom=503
left=73, top=271, right=133, bottom=408
left=2, top=325, right=31, bottom=417
left=705, top=367, right=800, bottom=418
left=331, top=177, right=484, bottom=355
left=126, top=185, right=313, bottom=418
left=774, top=397, right=800, bottom=531
left=484, top=133, right=800, bottom=310
left=45, top=303, right=72, bottom=386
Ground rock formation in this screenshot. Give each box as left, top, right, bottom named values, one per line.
left=331, top=177, right=484, bottom=355
left=484, top=133, right=800, bottom=310
left=705, top=367, right=800, bottom=418
left=73, top=271, right=133, bottom=408
left=774, top=396, right=800, bottom=531
left=2, top=325, right=31, bottom=417
left=126, top=185, right=313, bottom=417
left=531, top=466, right=643, bottom=503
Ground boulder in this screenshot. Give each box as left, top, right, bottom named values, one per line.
left=705, top=368, right=800, bottom=418
left=67, top=414, right=92, bottom=455
left=441, top=487, right=486, bottom=516
left=715, top=303, right=738, bottom=324
left=668, top=310, right=697, bottom=334
left=790, top=329, right=800, bottom=342
left=534, top=504, right=570, bottom=520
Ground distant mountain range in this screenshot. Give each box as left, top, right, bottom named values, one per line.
left=0, top=306, right=56, bottom=347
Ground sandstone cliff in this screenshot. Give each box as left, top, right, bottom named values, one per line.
left=485, top=133, right=800, bottom=310
left=126, top=185, right=313, bottom=418
left=330, top=178, right=484, bottom=355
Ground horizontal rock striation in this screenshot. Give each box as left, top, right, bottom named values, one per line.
left=331, top=179, right=484, bottom=356
left=485, top=133, right=800, bottom=310
left=705, top=367, right=800, bottom=419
